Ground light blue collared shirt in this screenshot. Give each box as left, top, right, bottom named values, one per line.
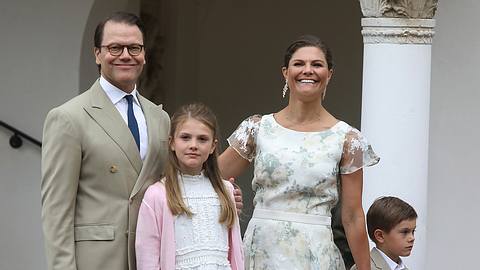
left=100, top=76, right=148, bottom=160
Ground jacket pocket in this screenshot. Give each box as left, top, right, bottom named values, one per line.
left=74, top=224, right=115, bottom=241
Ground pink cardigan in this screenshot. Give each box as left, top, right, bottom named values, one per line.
left=135, top=180, right=244, bottom=270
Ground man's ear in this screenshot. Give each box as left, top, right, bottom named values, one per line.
left=94, top=47, right=101, bottom=65
left=374, top=229, right=386, bottom=244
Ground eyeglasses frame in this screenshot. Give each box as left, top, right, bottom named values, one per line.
left=100, top=43, right=145, bottom=56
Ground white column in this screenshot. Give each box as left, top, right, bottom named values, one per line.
left=360, top=18, right=435, bottom=270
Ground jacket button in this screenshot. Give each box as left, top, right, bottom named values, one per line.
left=110, top=165, right=118, bottom=173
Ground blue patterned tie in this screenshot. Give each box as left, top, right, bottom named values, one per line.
left=125, top=95, right=140, bottom=150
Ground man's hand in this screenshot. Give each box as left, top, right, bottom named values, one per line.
left=229, top=177, right=243, bottom=214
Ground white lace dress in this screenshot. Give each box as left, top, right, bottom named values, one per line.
left=228, top=114, right=380, bottom=270
left=175, top=173, right=231, bottom=270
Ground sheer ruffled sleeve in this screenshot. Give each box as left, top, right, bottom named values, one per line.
left=227, top=115, right=262, bottom=162
left=340, top=128, right=380, bottom=174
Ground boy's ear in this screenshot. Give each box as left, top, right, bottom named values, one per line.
left=374, top=229, right=386, bottom=244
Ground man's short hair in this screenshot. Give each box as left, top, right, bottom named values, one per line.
left=94, top=11, right=146, bottom=48
left=367, top=196, right=417, bottom=243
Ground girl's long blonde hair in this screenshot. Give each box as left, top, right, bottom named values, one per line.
left=164, top=103, right=236, bottom=227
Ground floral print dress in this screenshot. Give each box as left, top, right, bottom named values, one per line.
left=228, top=114, right=379, bottom=270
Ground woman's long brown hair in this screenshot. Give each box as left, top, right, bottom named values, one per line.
left=164, top=103, right=236, bottom=227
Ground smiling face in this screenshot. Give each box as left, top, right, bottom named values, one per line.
left=170, top=118, right=217, bottom=175
left=282, top=46, right=333, bottom=101
left=376, top=218, right=417, bottom=263
left=94, top=21, right=145, bottom=92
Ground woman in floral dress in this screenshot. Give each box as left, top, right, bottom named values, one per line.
left=218, top=35, right=379, bottom=270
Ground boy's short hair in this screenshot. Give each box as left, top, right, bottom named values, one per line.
left=367, top=196, right=417, bottom=243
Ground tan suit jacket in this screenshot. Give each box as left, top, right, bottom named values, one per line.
left=41, top=80, right=170, bottom=270
left=350, top=247, right=409, bottom=270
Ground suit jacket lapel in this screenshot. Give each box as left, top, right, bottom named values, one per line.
left=129, top=96, right=161, bottom=198
left=84, top=80, right=143, bottom=174
left=371, top=248, right=391, bottom=270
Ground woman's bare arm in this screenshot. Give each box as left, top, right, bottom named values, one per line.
left=218, top=146, right=250, bottom=179
left=341, top=169, right=371, bottom=270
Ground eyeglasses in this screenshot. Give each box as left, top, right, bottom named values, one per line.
left=100, top=44, right=144, bottom=56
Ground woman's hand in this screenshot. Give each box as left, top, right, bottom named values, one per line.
left=229, top=177, right=243, bottom=214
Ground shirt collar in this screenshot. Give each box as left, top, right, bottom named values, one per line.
left=375, top=247, right=407, bottom=270
left=100, top=75, right=140, bottom=106
left=179, top=170, right=206, bottom=180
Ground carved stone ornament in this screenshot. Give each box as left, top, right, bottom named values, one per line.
left=138, top=0, right=167, bottom=104
left=361, top=18, right=435, bottom=44
left=359, top=0, right=438, bottom=19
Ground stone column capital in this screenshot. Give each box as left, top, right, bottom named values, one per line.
left=362, top=18, right=435, bottom=44
left=361, top=17, right=435, bottom=44
left=359, top=0, right=438, bottom=19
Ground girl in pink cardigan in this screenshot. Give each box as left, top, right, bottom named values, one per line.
left=135, top=103, right=244, bottom=270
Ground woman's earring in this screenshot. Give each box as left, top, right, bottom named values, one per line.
left=322, top=87, right=327, bottom=100
left=282, top=80, right=289, bottom=98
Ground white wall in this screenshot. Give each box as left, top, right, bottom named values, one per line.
left=0, top=1, right=137, bottom=269
left=0, top=2, right=93, bottom=269
left=427, top=1, right=480, bottom=269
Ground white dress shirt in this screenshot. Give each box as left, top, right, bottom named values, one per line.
left=375, top=247, right=407, bottom=270
left=100, top=76, right=148, bottom=160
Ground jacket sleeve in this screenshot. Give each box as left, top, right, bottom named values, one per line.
left=224, top=181, right=244, bottom=270
left=41, top=108, right=81, bottom=270
left=136, top=185, right=163, bottom=270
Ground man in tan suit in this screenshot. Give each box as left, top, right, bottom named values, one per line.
left=41, top=12, right=169, bottom=270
